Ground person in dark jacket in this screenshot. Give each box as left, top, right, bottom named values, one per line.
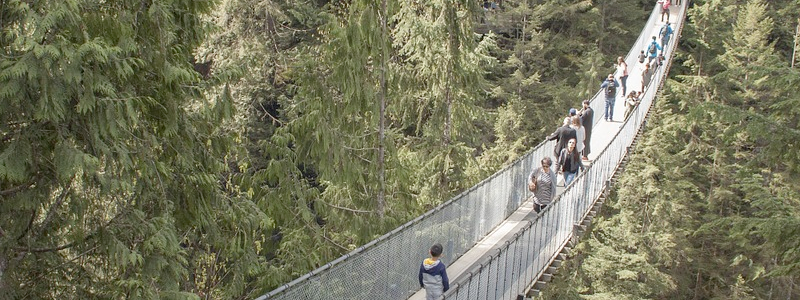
left=600, top=74, right=619, bottom=122
left=579, top=100, right=593, bottom=160
left=547, top=117, right=577, bottom=162
left=419, top=243, right=449, bottom=300
left=558, top=139, right=583, bottom=186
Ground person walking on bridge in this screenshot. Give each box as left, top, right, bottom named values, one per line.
left=646, top=36, right=662, bottom=64
left=659, top=22, right=674, bottom=52
left=419, top=243, right=449, bottom=300
left=641, top=62, right=653, bottom=92
left=558, top=139, right=583, bottom=187
left=570, top=116, right=585, bottom=157
left=616, top=56, right=629, bottom=96
left=579, top=100, right=593, bottom=160
left=547, top=117, right=576, bottom=162
left=529, top=157, right=557, bottom=213
left=600, top=74, right=619, bottom=122
left=658, top=0, right=671, bottom=22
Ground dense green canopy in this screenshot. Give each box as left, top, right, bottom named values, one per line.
left=1, top=0, right=798, bottom=299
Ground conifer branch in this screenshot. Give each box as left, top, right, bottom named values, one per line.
left=13, top=240, right=79, bottom=253
left=34, top=178, right=74, bottom=238
left=342, top=145, right=379, bottom=151
left=26, top=245, right=99, bottom=284
left=319, top=200, right=373, bottom=214
left=14, top=211, right=117, bottom=254
left=0, top=181, right=33, bottom=196
left=258, top=102, right=283, bottom=125
left=321, top=232, right=349, bottom=251
left=16, top=210, right=36, bottom=241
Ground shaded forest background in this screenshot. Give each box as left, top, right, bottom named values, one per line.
left=0, top=0, right=798, bottom=299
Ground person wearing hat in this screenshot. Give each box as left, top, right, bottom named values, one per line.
left=568, top=108, right=579, bottom=125
left=599, top=74, right=619, bottom=122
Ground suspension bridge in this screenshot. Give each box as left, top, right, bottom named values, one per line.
left=257, top=2, right=688, bottom=299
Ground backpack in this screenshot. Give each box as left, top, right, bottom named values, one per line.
left=659, top=25, right=667, bottom=38
left=638, top=52, right=646, bottom=63
left=605, top=80, right=616, bottom=97
left=648, top=42, right=657, bottom=55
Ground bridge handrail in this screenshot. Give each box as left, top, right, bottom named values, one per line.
left=439, top=1, right=689, bottom=299
left=258, top=1, right=686, bottom=299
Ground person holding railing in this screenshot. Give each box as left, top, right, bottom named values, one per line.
left=624, top=91, right=641, bottom=120
left=528, top=157, right=557, bottom=213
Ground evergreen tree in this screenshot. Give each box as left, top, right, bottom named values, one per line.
left=0, top=0, right=250, bottom=298
left=547, top=1, right=800, bottom=299
left=392, top=0, right=495, bottom=202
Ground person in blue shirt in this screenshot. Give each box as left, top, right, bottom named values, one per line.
left=646, top=36, right=662, bottom=64
left=419, top=243, right=449, bottom=300
left=600, top=74, right=620, bottom=122
left=659, top=22, right=674, bottom=51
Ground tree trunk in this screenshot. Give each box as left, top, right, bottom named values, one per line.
left=792, top=18, right=799, bottom=68
left=376, top=0, right=388, bottom=218
left=0, top=253, right=6, bottom=292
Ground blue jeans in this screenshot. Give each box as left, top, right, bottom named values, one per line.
left=564, top=171, right=577, bottom=187
left=619, top=75, right=628, bottom=96
left=604, top=97, right=615, bottom=121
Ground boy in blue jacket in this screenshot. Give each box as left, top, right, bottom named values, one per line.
left=419, top=243, right=450, bottom=300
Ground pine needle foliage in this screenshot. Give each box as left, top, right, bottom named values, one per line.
left=0, top=0, right=255, bottom=299
left=546, top=1, right=800, bottom=299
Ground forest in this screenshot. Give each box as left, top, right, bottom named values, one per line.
left=0, top=0, right=798, bottom=299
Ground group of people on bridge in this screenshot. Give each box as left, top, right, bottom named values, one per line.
left=528, top=9, right=675, bottom=214
left=416, top=2, right=678, bottom=300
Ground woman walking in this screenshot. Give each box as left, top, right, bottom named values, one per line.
left=616, top=56, right=629, bottom=96
left=570, top=116, right=585, bottom=158
left=558, top=139, right=583, bottom=187
left=528, top=157, right=557, bottom=213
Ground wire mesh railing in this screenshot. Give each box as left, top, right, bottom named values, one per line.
left=439, top=1, right=689, bottom=299
left=258, top=1, right=687, bottom=299
left=259, top=96, right=556, bottom=299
